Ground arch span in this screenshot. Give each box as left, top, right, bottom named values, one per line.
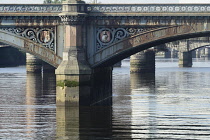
left=190, top=45, right=210, bottom=52
left=0, top=29, right=62, bottom=68
left=91, top=25, right=210, bottom=68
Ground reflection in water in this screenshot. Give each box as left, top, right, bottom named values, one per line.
left=26, top=73, right=56, bottom=105
left=56, top=67, right=113, bottom=139
left=0, top=68, right=56, bottom=139
left=25, top=73, right=42, bottom=137
left=130, top=73, right=155, bottom=89
left=130, top=73, right=157, bottom=139
left=1, top=59, right=210, bottom=139
left=56, top=107, right=79, bottom=139
left=56, top=106, right=112, bottom=140
left=90, top=67, right=113, bottom=106
left=112, top=59, right=210, bottom=139
left=25, top=73, right=56, bottom=139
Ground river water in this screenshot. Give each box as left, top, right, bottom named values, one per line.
left=1, top=58, right=210, bottom=139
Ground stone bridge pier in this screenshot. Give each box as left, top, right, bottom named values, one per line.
left=55, top=0, right=92, bottom=106
left=26, top=53, right=42, bottom=73
left=200, top=47, right=210, bottom=57
left=130, top=50, right=155, bottom=73
left=168, top=39, right=210, bottom=67
left=26, top=53, right=55, bottom=73
left=178, top=51, right=193, bottom=67
left=55, top=0, right=113, bottom=107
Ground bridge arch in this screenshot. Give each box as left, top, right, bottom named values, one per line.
left=91, top=25, right=210, bottom=68
left=190, top=45, right=210, bottom=52
left=0, top=29, right=62, bottom=68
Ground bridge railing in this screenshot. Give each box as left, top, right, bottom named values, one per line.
left=86, top=4, right=210, bottom=13
left=0, top=4, right=62, bottom=13
left=1, top=4, right=210, bottom=14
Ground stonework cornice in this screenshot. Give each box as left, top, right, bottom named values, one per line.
left=59, top=0, right=87, bottom=25
left=59, top=14, right=86, bottom=25
left=0, top=16, right=61, bottom=26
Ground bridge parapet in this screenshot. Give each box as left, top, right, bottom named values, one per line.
left=2, top=4, right=210, bottom=14
left=0, top=5, right=62, bottom=26
left=0, top=4, right=210, bottom=14
left=87, top=4, right=210, bottom=14
left=0, top=4, right=62, bottom=13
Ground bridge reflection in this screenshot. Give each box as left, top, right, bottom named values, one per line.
left=55, top=73, right=156, bottom=139
left=25, top=72, right=56, bottom=138
left=24, top=59, right=210, bottom=139
left=56, top=106, right=112, bottom=139
left=130, top=73, right=157, bottom=139
left=24, top=71, right=113, bottom=139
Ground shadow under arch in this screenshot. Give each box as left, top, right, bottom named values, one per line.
left=92, top=25, right=210, bottom=68
left=0, top=29, right=62, bottom=68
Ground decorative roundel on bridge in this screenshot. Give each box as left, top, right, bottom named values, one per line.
left=37, top=29, right=54, bottom=46
left=96, top=27, right=149, bottom=51
left=39, top=30, right=51, bottom=43
left=181, top=6, right=187, bottom=11
left=162, top=7, right=167, bottom=11
left=194, top=6, right=199, bottom=11
left=0, top=27, right=55, bottom=51
left=97, top=28, right=113, bottom=47
left=175, top=7, right=180, bottom=11
left=200, top=7, right=206, bottom=11
left=100, top=30, right=112, bottom=43
left=156, top=7, right=161, bottom=11
left=187, top=6, right=193, bottom=11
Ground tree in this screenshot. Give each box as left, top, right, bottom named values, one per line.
left=89, top=0, right=101, bottom=3
left=44, top=0, right=52, bottom=3
left=43, top=0, right=65, bottom=4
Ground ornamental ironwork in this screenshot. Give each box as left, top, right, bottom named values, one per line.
left=96, top=27, right=151, bottom=51
left=1, top=4, right=210, bottom=14
left=0, top=5, right=62, bottom=13
left=87, top=4, right=210, bottom=13
left=0, top=27, right=55, bottom=51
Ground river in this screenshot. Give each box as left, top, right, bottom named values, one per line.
left=1, top=58, right=210, bottom=139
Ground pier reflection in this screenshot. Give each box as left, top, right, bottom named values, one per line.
left=25, top=73, right=42, bottom=137
left=25, top=73, right=56, bottom=139
left=56, top=67, right=113, bottom=139
left=130, top=73, right=157, bottom=139
left=26, top=73, right=56, bottom=105
left=130, top=73, right=155, bottom=89
left=112, top=67, right=133, bottom=139
left=56, top=106, right=112, bottom=139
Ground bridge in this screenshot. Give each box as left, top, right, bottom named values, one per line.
left=1, top=0, right=210, bottom=106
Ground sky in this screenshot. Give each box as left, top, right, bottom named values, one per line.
left=0, top=0, right=209, bottom=4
